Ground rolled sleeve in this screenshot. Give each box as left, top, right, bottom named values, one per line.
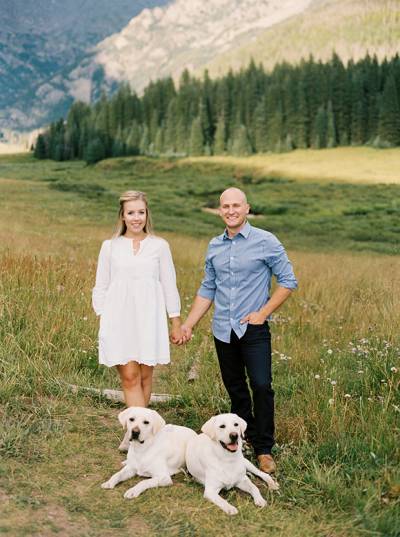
left=265, top=237, right=298, bottom=290
left=197, top=248, right=216, bottom=301
left=159, top=241, right=181, bottom=318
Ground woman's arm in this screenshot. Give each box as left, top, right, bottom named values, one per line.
left=92, top=240, right=111, bottom=316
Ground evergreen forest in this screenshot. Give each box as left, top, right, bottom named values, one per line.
left=34, top=53, right=400, bottom=163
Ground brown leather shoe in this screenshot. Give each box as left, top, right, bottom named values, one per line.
left=257, top=454, right=276, bottom=474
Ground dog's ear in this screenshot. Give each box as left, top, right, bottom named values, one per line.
left=118, top=408, right=132, bottom=429
left=233, top=414, right=247, bottom=437
left=151, top=410, right=166, bottom=435
left=201, top=416, right=217, bottom=440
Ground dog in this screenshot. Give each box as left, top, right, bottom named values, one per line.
left=185, top=413, right=279, bottom=515
left=101, top=407, right=196, bottom=498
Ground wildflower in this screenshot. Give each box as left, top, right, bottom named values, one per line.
left=331, top=380, right=337, bottom=386
left=391, top=367, right=398, bottom=373
left=358, top=370, right=364, bottom=374
left=83, top=316, right=88, bottom=321
left=328, top=398, right=334, bottom=405
left=327, top=349, right=333, bottom=355
left=367, top=397, right=373, bottom=402
left=344, top=394, right=351, bottom=398
left=392, top=405, right=400, bottom=413
left=314, top=374, right=320, bottom=379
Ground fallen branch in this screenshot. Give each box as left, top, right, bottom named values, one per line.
left=67, top=384, right=178, bottom=404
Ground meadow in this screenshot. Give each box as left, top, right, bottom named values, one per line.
left=0, top=151, right=399, bottom=536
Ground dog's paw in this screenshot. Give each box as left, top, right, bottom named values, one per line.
left=223, top=504, right=238, bottom=516
left=124, top=487, right=140, bottom=499
left=268, top=479, right=279, bottom=491
left=101, top=480, right=114, bottom=489
left=254, top=496, right=267, bottom=508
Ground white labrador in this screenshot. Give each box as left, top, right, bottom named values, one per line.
left=186, top=413, right=279, bottom=515
left=101, top=407, right=196, bottom=499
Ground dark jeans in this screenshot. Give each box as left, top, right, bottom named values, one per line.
left=214, top=323, right=274, bottom=455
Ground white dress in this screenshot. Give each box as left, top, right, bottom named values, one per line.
left=92, top=235, right=181, bottom=367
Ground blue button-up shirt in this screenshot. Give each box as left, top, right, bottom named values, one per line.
left=197, top=222, right=297, bottom=343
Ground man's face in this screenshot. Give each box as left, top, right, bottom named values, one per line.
left=219, top=190, right=249, bottom=233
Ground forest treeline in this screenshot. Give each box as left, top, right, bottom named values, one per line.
left=34, top=53, right=400, bottom=163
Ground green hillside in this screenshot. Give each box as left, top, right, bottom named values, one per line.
left=202, top=0, right=400, bottom=78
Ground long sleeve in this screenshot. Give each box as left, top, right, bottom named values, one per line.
left=159, top=241, right=181, bottom=318
left=92, top=240, right=112, bottom=316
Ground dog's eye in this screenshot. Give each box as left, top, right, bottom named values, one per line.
left=234, top=423, right=238, bottom=427
left=143, top=420, right=150, bottom=425
left=219, top=424, right=226, bottom=429
left=129, top=417, right=135, bottom=422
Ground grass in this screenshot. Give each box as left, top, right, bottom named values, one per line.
left=0, top=153, right=399, bottom=536
left=1, top=151, right=400, bottom=256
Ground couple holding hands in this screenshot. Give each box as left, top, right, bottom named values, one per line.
left=92, top=187, right=297, bottom=474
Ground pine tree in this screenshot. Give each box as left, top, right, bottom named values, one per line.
left=139, top=125, right=150, bottom=155
left=189, top=116, right=204, bottom=156
left=125, top=121, right=141, bottom=156
left=34, top=134, right=47, bottom=159
left=326, top=101, right=336, bottom=148
left=231, top=124, right=252, bottom=156
left=85, top=138, right=105, bottom=164
left=378, top=73, right=400, bottom=146
left=314, top=106, right=328, bottom=148
left=213, top=115, right=226, bottom=155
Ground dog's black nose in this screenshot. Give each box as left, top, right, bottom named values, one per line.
left=229, top=432, right=238, bottom=441
left=130, top=430, right=140, bottom=440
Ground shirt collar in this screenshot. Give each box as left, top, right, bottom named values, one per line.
left=222, top=221, right=251, bottom=240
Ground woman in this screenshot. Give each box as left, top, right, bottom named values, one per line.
left=92, top=190, right=183, bottom=418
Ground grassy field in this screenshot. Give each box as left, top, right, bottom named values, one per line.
left=0, top=150, right=400, bottom=256
left=0, top=153, right=399, bottom=536
left=186, top=147, right=400, bottom=185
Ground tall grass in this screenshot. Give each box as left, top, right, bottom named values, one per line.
left=0, top=155, right=399, bottom=535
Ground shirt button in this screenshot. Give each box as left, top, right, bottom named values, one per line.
left=230, top=256, right=234, bottom=260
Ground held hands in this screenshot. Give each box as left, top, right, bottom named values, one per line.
left=240, top=310, right=266, bottom=325
left=169, top=319, right=193, bottom=345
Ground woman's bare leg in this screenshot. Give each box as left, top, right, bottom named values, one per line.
left=116, top=361, right=145, bottom=407
left=140, top=364, right=154, bottom=407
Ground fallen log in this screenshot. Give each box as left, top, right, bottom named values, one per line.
left=67, top=384, right=178, bottom=404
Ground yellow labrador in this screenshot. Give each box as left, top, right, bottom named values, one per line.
left=186, top=413, right=279, bottom=515
left=101, top=407, right=196, bottom=498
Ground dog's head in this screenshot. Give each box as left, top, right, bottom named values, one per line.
left=118, top=407, right=166, bottom=445
left=201, top=413, right=247, bottom=454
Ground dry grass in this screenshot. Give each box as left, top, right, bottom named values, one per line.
left=185, top=147, right=400, bottom=185
left=0, top=161, right=399, bottom=536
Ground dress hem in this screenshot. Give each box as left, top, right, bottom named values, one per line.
left=99, top=356, right=170, bottom=368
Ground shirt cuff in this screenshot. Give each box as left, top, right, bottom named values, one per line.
left=197, top=288, right=215, bottom=301
left=168, top=312, right=181, bottom=319
left=277, top=280, right=298, bottom=290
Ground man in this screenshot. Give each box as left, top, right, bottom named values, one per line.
left=181, top=187, right=297, bottom=473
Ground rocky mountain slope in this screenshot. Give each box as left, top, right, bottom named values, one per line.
left=2, top=0, right=399, bottom=134
left=0, top=0, right=169, bottom=132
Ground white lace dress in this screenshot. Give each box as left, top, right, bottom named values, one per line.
left=92, top=235, right=181, bottom=367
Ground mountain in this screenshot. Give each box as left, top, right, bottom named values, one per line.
left=2, top=0, right=399, bottom=134
left=0, top=0, right=170, bottom=133
left=201, top=0, right=400, bottom=78
left=94, top=0, right=313, bottom=92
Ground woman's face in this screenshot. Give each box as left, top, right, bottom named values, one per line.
left=123, top=199, right=147, bottom=235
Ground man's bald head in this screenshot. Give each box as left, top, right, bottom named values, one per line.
left=219, top=187, right=250, bottom=237
left=220, top=187, right=248, bottom=205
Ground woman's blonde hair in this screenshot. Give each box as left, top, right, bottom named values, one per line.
left=115, top=190, right=153, bottom=237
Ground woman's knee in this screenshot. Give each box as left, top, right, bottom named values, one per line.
left=120, top=369, right=142, bottom=389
